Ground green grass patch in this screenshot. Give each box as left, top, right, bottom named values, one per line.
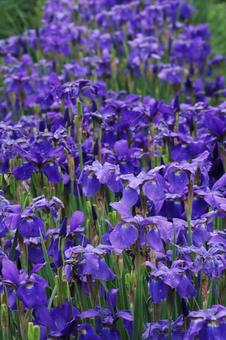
left=0, top=0, right=44, bottom=39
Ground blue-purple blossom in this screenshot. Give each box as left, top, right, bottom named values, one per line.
left=0, top=0, right=225, bottom=338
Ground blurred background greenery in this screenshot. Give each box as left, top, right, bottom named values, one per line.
left=0, top=0, right=225, bottom=54
left=192, top=0, right=226, bottom=56
left=0, top=0, right=44, bottom=39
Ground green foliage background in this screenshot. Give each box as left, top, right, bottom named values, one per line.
left=192, top=0, right=226, bottom=55
left=0, top=0, right=44, bottom=39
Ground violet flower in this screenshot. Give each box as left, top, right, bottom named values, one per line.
left=147, top=261, right=197, bottom=303
left=143, top=316, right=185, bottom=340
left=109, top=222, right=138, bottom=250
left=184, top=305, right=226, bottom=340
left=110, top=187, right=138, bottom=219
left=12, top=139, right=65, bottom=183
left=34, top=301, right=80, bottom=338
left=65, top=244, right=115, bottom=282
left=1, top=257, right=48, bottom=309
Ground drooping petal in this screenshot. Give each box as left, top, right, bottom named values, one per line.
left=2, top=258, right=19, bottom=285
left=184, top=318, right=205, bottom=340
left=78, top=323, right=100, bottom=340
left=70, top=211, right=84, bottom=232
left=82, top=253, right=100, bottom=276
left=146, top=229, right=164, bottom=252
left=192, top=227, right=209, bottom=247
left=100, top=328, right=120, bottom=340
left=166, top=171, right=188, bottom=195
left=149, top=279, right=169, bottom=304
left=43, top=163, right=63, bottom=183
left=34, top=305, right=52, bottom=328
left=107, top=288, right=119, bottom=312
left=50, top=301, right=74, bottom=333
left=176, top=275, right=197, bottom=299
left=109, top=223, right=138, bottom=250
left=111, top=188, right=138, bottom=218
left=13, top=162, right=36, bottom=180
left=143, top=178, right=165, bottom=213
left=17, top=282, right=47, bottom=308
left=18, top=216, right=44, bottom=238
left=80, top=173, right=101, bottom=197
left=93, top=258, right=115, bottom=281
left=114, top=139, right=129, bottom=158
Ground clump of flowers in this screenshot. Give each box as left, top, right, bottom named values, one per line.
left=0, top=0, right=225, bottom=339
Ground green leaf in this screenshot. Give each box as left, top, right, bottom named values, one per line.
left=39, top=231, right=55, bottom=289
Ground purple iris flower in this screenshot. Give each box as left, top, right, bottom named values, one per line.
left=18, top=215, right=44, bottom=238
left=143, top=316, right=185, bottom=340
left=79, top=161, right=122, bottom=197
left=62, top=79, right=105, bottom=108
left=146, top=229, right=164, bottom=252
left=119, top=170, right=154, bottom=191
left=12, top=162, right=36, bottom=180
left=69, top=210, right=85, bottom=233
left=166, top=151, right=210, bottom=184
left=176, top=274, right=197, bottom=299
left=114, top=139, right=129, bottom=159
left=1, top=257, right=48, bottom=309
left=123, top=215, right=173, bottom=248
left=79, top=170, right=101, bottom=197
left=148, top=278, right=169, bottom=304
left=128, top=34, right=164, bottom=76
left=192, top=245, right=226, bottom=279
left=179, top=2, right=195, bottom=20
left=25, top=237, right=44, bottom=264
left=109, top=223, right=138, bottom=250
left=147, top=261, right=197, bottom=302
left=78, top=323, right=100, bottom=340
left=165, top=170, right=189, bottom=196
left=202, top=109, right=226, bottom=138
left=1, top=257, right=20, bottom=285
left=143, top=174, right=166, bottom=213
left=8, top=195, right=64, bottom=240
left=208, top=231, right=226, bottom=249
left=191, top=197, right=209, bottom=219
left=111, top=187, right=138, bottom=219
left=212, top=173, right=226, bottom=192
left=195, top=189, right=226, bottom=211
left=17, top=273, right=48, bottom=308
left=184, top=305, right=226, bottom=340
left=80, top=288, right=133, bottom=339
left=47, top=229, right=63, bottom=268
left=158, top=65, right=185, bottom=85
left=0, top=196, right=21, bottom=233
left=106, top=288, right=119, bottom=313
left=12, top=140, right=64, bottom=183
left=192, top=225, right=210, bottom=247
left=65, top=244, right=115, bottom=281
left=35, top=301, right=80, bottom=338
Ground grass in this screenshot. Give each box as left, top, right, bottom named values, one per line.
left=192, top=0, right=226, bottom=55
left=0, top=0, right=43, bottom=39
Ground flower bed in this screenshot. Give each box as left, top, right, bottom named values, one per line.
left=0, top=1, right=225, bottom=339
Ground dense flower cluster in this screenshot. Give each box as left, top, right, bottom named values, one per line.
left=0, top=0, right=225, bottom=339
